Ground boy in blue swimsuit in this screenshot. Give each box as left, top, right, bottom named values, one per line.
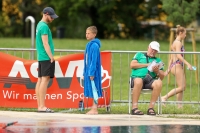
left=82, top=26, right=102, bottom=115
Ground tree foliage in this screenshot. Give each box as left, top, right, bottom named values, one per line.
left=161, top=0, right=200, bottom=26
left=42, top=0, right=146, bottom=38
left=97, top=0, right=145, bottom=38
left=1, top=0, right=23, bottom=37
left=45, top=0, right=94, bottom=38
left=1, top=0, right=199, bottom=38
left=1, top=0, right=149, bottom=38
left=1, top=0, right=44, bottom=37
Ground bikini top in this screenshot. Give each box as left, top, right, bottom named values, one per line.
left=171, top=40, right=185, bottom=57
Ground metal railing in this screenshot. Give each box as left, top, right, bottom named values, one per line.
left=1, top=48, right=200, bottom=113
left=110, top=50, right=200, bottom=114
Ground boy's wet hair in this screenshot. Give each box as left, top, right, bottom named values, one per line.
left=87, top=26, right=98, bottom=34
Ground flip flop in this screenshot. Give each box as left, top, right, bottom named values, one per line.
left=38, top=108, right=54, bottom=113
left=147, top=108, right=156, bottom=115
left=131, top=108, right=144, bottom=115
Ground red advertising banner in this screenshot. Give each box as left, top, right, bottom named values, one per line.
left=0, top=52, right=111, bottom=108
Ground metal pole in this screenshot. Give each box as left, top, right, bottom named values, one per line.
left=25, top=16, right=35, bottom=60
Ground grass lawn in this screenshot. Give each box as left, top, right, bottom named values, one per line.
left=1, top=38, right=200, bottom=115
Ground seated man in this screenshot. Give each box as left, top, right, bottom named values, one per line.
left=130, top=41, right=165, bottom=115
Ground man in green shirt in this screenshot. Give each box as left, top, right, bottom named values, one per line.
left=130, top=41, right=165, bottom=115
left=35, top=7, right=58, bottom=113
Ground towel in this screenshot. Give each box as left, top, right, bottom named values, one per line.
left=91, top=80, right=98, bottom=104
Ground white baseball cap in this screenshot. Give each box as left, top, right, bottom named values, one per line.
left=149, top=41, right=160, bottom=52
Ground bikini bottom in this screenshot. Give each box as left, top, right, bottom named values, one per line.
left=170, top=60, right=183, bottom=70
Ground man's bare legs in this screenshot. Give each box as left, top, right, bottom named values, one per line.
left=131, top=77, right=162, bottom=115
left=132, top=78, right=143, bottom=109
left=131, top=78, right=144, bottom=114
left=149, top=79, right=162, bottom=112
left=161, top=65, right=186, bottom=108
left=35, top=76, right=50, bottom=111
left=86, top=101, right=98, bottom=115
left=35, top=77, right=41, bottom=110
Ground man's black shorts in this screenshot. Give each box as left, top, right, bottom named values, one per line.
left=38, top=60, right=55, bottom=78
left=130, top=77, right=154, bottom=89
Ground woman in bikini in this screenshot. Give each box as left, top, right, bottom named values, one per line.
left=162, top=25, right=193, bottom=108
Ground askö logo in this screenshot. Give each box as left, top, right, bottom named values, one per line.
left=3, top=60, right=111, bottom=89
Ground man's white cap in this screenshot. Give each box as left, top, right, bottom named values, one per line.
left=149, top=41, right=160, bottom=52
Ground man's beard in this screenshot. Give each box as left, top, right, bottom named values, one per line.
left=149, top=52, right=155, bottom=57
left=46, top=18, right=52, bottom=23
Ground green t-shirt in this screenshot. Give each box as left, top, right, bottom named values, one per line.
left=130, top=52, right=163, bottom=79
left=36, top=21, right=54, bottom=61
